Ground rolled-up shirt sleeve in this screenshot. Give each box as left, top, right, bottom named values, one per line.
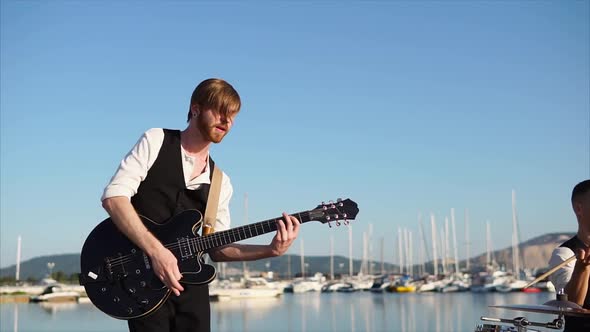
left=214, top=172, right=233, bottom=232
left=101, top=128, right=164, bottom=201
left=548, top=246, right=576, bottom=292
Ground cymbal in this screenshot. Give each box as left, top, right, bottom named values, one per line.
left=543, top=299, right=583, bottom=309
left=490, top=304, right=590, bottom=317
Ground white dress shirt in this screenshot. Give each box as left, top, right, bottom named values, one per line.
left=101, top=128, right=232, bottom=231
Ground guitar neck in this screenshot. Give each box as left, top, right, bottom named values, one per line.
left=195, top=210, right=314, bottom=251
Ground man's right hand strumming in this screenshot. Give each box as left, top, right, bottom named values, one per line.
left=148, top=246, right=184, bottom=296
left=103, top=197, right=185, bottom=296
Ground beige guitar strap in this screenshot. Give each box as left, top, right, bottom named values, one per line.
left=203, top=165, right=222, bottom=236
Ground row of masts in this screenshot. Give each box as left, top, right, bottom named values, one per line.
left=428, top=208, right=462, bottom=276
left=231, top=189, right=523, bottom=279
left=313, top=189, right=523, bottom=278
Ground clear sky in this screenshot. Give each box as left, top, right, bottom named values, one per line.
left=1, top=1, right=589, bottom=269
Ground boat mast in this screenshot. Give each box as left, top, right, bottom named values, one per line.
left=451, top=208, right=459, bottom=274
left=380, top=237, right=385, bottom=275
left=512, top=189, right=521, bottom=276
left=300, top=239, right=305, bottom=278
left=465, top=208, right=471, bottom=271
left=16, top=235, right=21, bottom=281
left=368, top=223, right=373, bottom=276
left=362, top=231, right=368, bottom=275
left=430, top=214, right=439, bottom=276
left=418, top=216, right=426, bottom=276
left=486, top=220, right=492, bottom=269
left=330, top=235, right=334, bottom=280
left=403, top=228, right=409, bottom=274
left=398, top=227, right=404, bottom=274
left=348, top=225, right=353, bottom=277
left=408, top=230, right=413, bottom=276
left=404, top=228, right=409, bottom=274
left=445, top=217, right=450, bottom=275
left=440, top=224, right=447, bottom=275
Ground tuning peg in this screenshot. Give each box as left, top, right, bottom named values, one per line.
left=337, top=198, right=342, bottom=202
left=328, top=222, right=332, bottom=228
left=336, top=220, right=341, bottom=226
left=325, top=215, right=331, bottom=221
left=344, top=219, right=350, bottom=226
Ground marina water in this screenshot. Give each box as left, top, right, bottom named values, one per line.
left=1, top=292, right=560, bottom=332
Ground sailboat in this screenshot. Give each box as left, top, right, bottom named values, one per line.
left=342, top=228, right=374, bottom=291
left=496, top=190, right=538, bottom=293
left=438, top=209, right=470, bottom=293
left=387, top=227, right=416, bottom=293
left=284, top=240, right=327, bottom=293
left=471, top=221, right=511, bottom=292
left=417, top=214, right=441, bottom=292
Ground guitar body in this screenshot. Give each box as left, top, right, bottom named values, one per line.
left=80, top=210, right=216, bottom=320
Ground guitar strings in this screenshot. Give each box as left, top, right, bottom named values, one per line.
left=105, top=222, right=280, bottom=267
left=105, top=210, right=317, bottom=267
left=105, top=209, right=331, bottom=268
left=106, top=207, right=336, bottom=268
left=109, top=213, right=301, bottom=265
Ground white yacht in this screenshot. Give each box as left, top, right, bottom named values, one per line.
left=286, top=273, right=326, bottom=293
left=209, top=277, right=283, bottom=301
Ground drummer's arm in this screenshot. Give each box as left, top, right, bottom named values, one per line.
left=564, top=248, right=590, bottom=306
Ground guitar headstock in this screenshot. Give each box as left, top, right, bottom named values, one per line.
left=309, top=198, right=359, bottom=227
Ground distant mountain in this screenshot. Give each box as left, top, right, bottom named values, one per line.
left=0, top=232, right=576, bottom=280
left=465, top=232, right=575, bottom=271
left=0, top=253, right=395, bottom=281
left=0, top=253, right=80, bottom=280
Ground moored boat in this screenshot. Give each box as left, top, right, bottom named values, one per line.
left=29, top=284, right=80, bottom=303
left=389, top=284, right=416, bottom=293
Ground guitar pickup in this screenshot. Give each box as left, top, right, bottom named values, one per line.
left=79, top=270, right=101, bottom=285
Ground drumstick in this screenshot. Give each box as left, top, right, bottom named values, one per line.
left=524, top=255, right=576, bottom=288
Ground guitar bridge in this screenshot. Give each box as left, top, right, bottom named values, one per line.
left=104, top=254, right=128, bottom=281
left=104, top=257, right=114, bottom=281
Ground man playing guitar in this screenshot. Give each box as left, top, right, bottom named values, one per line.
left=100, top=78, right=300, bottom=332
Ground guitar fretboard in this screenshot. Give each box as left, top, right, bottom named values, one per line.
left=191, top=210, right=314, bottom=252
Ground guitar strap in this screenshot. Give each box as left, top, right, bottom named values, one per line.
left=202, top=163, right=222, bottom=236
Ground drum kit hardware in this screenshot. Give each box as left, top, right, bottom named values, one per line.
left=477, top=314, right=561, bottom=332
left=475, top=255, right=590, bottom=331
left=475, top=293, right=590, bottom=331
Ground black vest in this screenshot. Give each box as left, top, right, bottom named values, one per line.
left=131, top=129, right=213, bottom=223
left=559, top=236, right=590, bottom=331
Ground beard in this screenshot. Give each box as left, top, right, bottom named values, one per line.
left=197, top=115, right=227, bottom=143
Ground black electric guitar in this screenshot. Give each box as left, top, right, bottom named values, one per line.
left=79, top=198, right=359, bottom=320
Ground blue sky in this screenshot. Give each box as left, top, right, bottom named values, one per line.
left=1, top=1, right=588, bottom=270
